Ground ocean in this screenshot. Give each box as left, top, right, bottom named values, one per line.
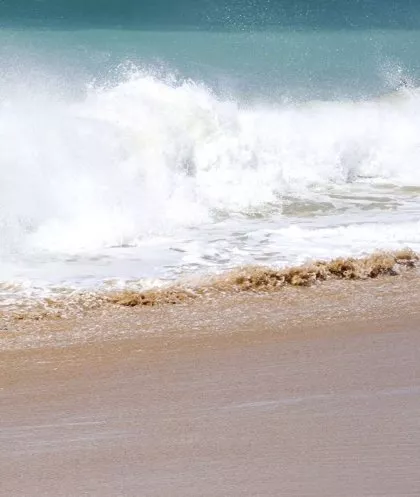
left=1, top=1, right=420, bottom=311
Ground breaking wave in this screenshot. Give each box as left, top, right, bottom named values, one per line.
left=2, top=70, right=420, bottom=255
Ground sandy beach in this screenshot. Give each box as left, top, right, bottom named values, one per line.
left=3, top=2, right=420, bottom=495
left=1, top=273, right=420, bottom=496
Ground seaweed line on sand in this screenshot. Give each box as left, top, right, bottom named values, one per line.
left=109, top=248, right=418, bottom=305
left=3, top=249, right=418, bottom=321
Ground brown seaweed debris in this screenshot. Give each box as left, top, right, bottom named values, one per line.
left=108, top=249, right=418, bottom=307
left=107, top=287, right=200, bottom=307
left=220, top=248, right=418, bottom=292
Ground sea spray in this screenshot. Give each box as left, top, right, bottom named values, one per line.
left=2, top=71, right=420, bottom=256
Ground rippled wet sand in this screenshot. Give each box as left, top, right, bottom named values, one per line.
left=2, top=274, right=420, bottom=496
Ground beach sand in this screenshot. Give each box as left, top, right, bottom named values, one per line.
left=2, top=273, right=420, bottom=496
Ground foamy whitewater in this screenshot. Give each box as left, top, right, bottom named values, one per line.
left=1, top=25, right=420, bottom=310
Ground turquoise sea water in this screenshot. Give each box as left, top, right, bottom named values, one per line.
left=2, top=27, right=420, bottom=100
left=1, top=2, right=420, bottom=308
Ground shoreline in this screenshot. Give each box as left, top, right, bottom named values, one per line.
left=2, top=259, right=420, bottom=352
left=2, top=269, right=420, bottom=496
left=1, top=248, right=418, bottom=327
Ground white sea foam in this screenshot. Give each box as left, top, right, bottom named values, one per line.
left=1, top=70, right=420, bottom=305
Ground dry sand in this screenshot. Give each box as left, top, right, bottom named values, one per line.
left=1, top=273, right=420, bottom=496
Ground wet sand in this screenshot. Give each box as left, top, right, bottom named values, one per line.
left=2, top=275, right=420, bottom=496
